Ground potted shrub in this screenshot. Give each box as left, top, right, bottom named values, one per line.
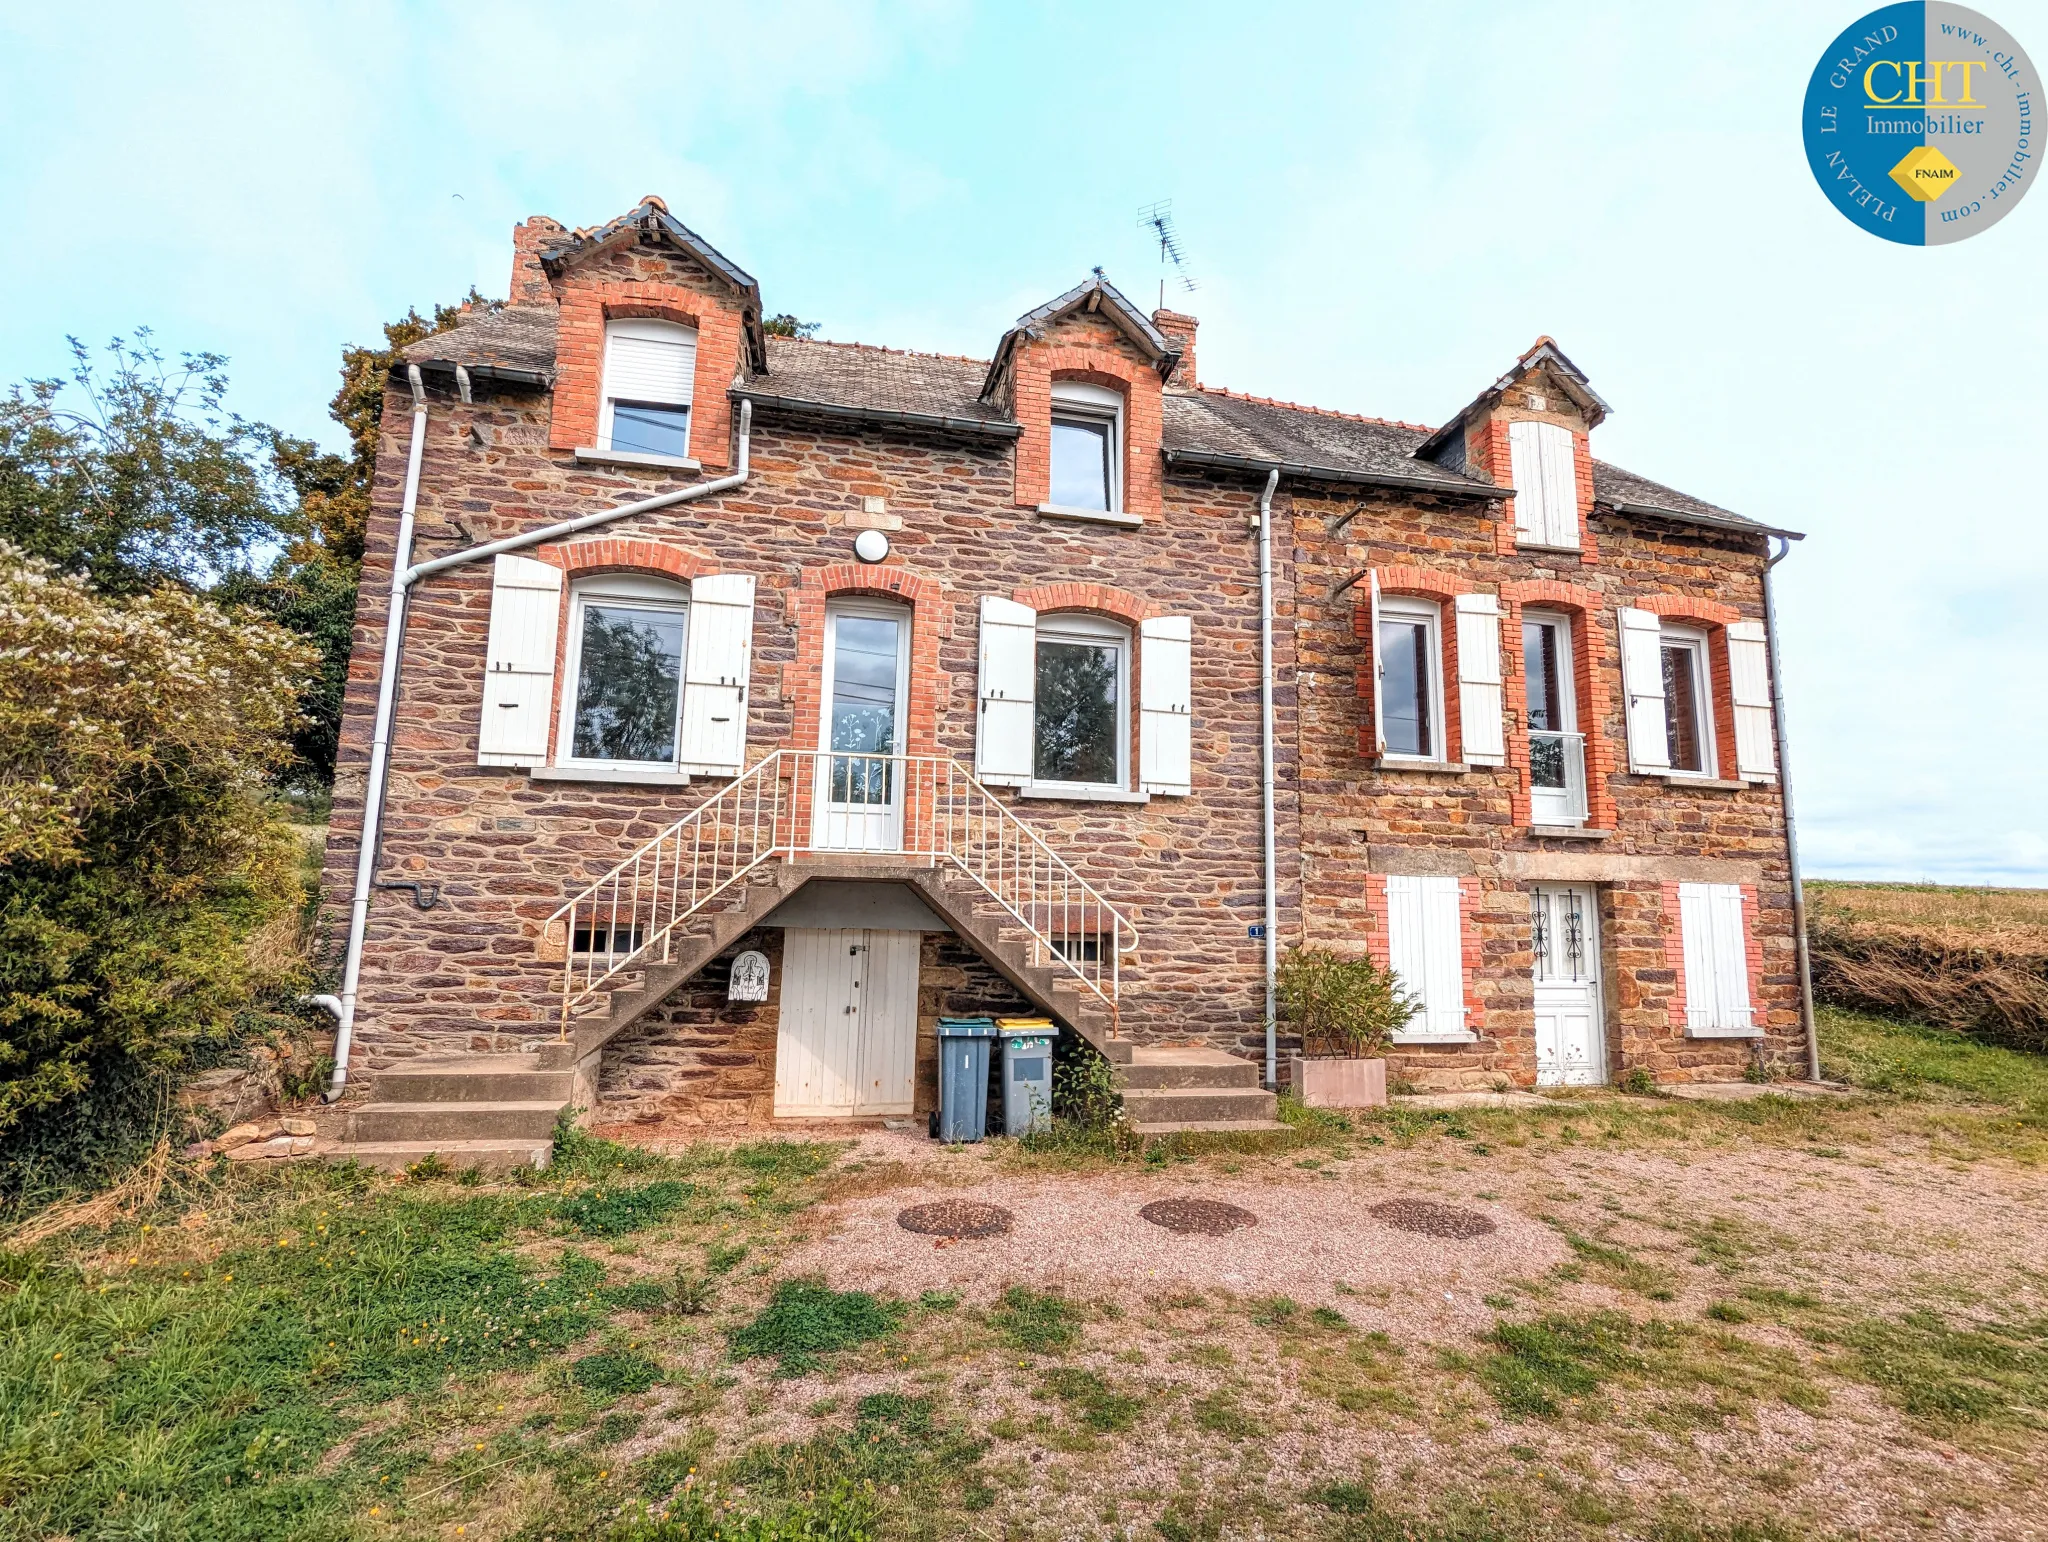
left=1276, top=946, right=1418, bottom=1108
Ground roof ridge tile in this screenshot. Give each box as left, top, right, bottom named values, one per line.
left=1193, top=384, right=1434, bottom=435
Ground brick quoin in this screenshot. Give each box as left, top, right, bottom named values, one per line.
left=1661, top=881, right=1691, bottom=1031
left=1458, top=876, right=1486, bottom=1030
left=1740, top=883, right=1767, bottom=1031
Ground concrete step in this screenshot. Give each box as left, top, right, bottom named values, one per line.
left=1130, top=1118, right=1291, bottom=1136
left=371, top=1057, right=574, bottom=1104
left=1121, top=1086, right=1278, bottom=1124
left=350, top=1099, right=566, bottom=1143
left=1122, top=1047, right=1261, bottom=1090
left=326, top=1138, right=553, bottom=1173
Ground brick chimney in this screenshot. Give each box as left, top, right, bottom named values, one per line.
left=509, top=216, right=566, bottom=306
left=1152, top=308, right=1198, bottom=391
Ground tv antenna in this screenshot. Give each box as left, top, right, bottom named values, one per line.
left=1137, top=200, right=1198, bottom=309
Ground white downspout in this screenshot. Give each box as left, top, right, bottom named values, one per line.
left=1256, top=467, right=1281, bottom=1091
left=1763, top=536, right=1819, bottom=1081
left=319, top=396, right=754, bottom=1100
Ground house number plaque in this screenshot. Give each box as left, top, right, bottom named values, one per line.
left=729, top=950, right=770, bottom=1002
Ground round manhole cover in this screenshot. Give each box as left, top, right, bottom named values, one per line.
left=897, top=1200, right=1014, bottom=1239
left=1369, top=1198, right=1496, bottom=1239
left=1140, top=1198, right=1259, bottom=1236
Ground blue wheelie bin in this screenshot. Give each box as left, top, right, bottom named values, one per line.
left=933, top=1017, right=997, bottom=1142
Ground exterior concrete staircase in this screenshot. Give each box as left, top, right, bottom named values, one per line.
left=326, top=752, right=1279, bottom=1168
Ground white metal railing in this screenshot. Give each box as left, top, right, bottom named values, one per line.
left=541, top=750, right=1138, bottom=1036
left=1528, top=729, right=1589, bottom=825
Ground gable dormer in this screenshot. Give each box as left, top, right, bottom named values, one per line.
left=1416, top=338, right=1610, bottom=558
left=518, top=197, right=767, bottom=469
left=981, top=275, right=1181, bottom=525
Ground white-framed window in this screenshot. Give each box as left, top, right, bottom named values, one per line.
left=599, top=318, right=698, bottom=458
left=1032, top=612, right=1130, bottom=789
left=1385, top=874, right=1471, bottom=1040
left=557, top=574, right=691, bottom=770
left=1657, top=624, right=1716, bottom=777
left=1508, top=419, right=1579, bottom=549
left=1523, top=609, right=1587, bottom=825
left=1376, top=595, right=1446, bottom=762
left=1048, top=381, right=1123, bottom=514
left=1677, top=882, right=1755, bottom=1036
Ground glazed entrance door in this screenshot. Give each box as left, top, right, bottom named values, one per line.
left=814, top=602, right=909, bottom=851
left=773, top=929, right=919, bottom=1116
left=1532, top=885, right=1605, bottom=1086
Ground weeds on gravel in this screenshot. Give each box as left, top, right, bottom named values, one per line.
left=1037, top=1366, right=1143, bottom=1433
left=729, top=1278, right=903, bottom=1375
left=989, top=1285, right=1081, bottom=1352
left=573, top=1347, right=664, bottom=1397
left=719, top=1392, right=989, bottom=1529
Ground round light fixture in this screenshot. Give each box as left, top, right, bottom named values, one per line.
left=853, top=529, right=890, bottom=564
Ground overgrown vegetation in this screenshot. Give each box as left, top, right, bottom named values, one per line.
left=1808, top=881, right=2048, bottom=1055
left=729, top=1279, right=904, bottom=1375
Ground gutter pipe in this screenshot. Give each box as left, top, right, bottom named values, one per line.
left=318, top=395, right=754, bottom=1100
left=1256, top=467, right=1281, bottom=1091
left=1763, top=535, right=1820, bottom=1082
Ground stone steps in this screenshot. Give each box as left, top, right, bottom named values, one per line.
left=1121, top=1046, right=1262, bottom=1090
left=369, top=1056, right=574, bottom=1104
left=328, top=1137, right=554, bottom=1174
left=349, top=1099, right=565, bottom=1144
left=1121, top=1085, right=1279, bottom=1125
left=1130, top=1117, right=1290, bottom=1136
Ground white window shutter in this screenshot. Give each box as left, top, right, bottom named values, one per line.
left=1679, top=882, right=1754, bottom=1035
left=477, top=555, right=563, bottom=767
left=1508, top=421, right=1545, bottom=541
left=1367, top=570, right=1386, bottom=758
left=1138, top=615, right=1193, bottom=795
left=1387, top=875, right=1469, bottom=1038
left=975, top=596, right=1037, bottom=785
left=1509, top=420, right=1578, bottom=548
left=603, top=323, right=697, bottom=407
left=678, top=574, right=755, bottom=776
left=1539, top=424, right=1579, bottom=548
left=1726, top=620, right=1777, bottom=779
left=1618, top=607, right=1671, bottom=773
left=1453, top=593, right=1505, bottom=766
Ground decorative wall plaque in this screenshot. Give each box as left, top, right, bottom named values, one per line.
left=729, top=949, right=770, bottom=1002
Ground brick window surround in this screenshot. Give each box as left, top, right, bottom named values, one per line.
left=788, top=562, right=948, bottom=760
left=1499, top=579, right=1617, bottom=830
left=550, top=288, right=746, bottom=467
left=1012, top=581, right=1153, bottom=793
left=1363, top=873, right=1487, bottom=1033
left=1010, top=349, right=1164, bottom=518
left=1660, top=881, right=1766, bottom=1033
left=1467, top=415, right=1600, bottom=562
left=1350, top=565, right=1474, bottom=763
left=529, top=537, right=719, bottom=764
left=1633, top=594, right=1744, bottom=781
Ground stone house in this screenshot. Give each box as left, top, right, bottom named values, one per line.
left=317, top=197, right=1811, bottom=1167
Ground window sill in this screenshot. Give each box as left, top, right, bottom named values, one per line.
left=574, top=446, right=702, bottom=472
left=531, top=764, right=695, bottom=788
left=1035, top=503, right=1144, bottom=528
left=1514, top=539, right=1584, bottom=556
left=1657, top=775, right=1747, bottom=791
left=1017, top=784, right=1150, bottom=805
left=1374, top=759, right=1467, bottom=775
left=1529, top=824, right=1610, bottom=841
left=1392, top=1032, right=1480, bottom=1046
left=1685, top=1024, right=1764, bottom=1040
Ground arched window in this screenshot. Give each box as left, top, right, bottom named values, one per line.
left=599, top=318, right=698, bottom=459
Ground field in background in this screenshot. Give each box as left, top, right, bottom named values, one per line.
left=1807, top=881, right=2048, bottom=1055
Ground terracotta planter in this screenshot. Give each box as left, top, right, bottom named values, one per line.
left=1289, top=1055, right=1388, bottom=1109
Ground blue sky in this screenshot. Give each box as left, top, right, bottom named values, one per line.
left=3, top=1, right=2043, bottom=883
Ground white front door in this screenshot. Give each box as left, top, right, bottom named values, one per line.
left=1532, top=885, right=1605, bottom=1086
left=773, top=928, right=919, bottom=1116
left=814, top=602, right=910, bottom=851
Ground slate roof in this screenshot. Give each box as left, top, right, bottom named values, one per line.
left=402, top=305, right=558, bottom=380
left=401, top=320, right=1788, bottom=537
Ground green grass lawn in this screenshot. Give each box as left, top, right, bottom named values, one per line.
left=7, top=1014, right=2048, bottom=1541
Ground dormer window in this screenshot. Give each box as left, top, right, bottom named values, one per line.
left=1508, top=420, right=1579, bottom=549
left=599, top=318, right=697, bottom=459
left=1048, top=381, right=1123, bottom=513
